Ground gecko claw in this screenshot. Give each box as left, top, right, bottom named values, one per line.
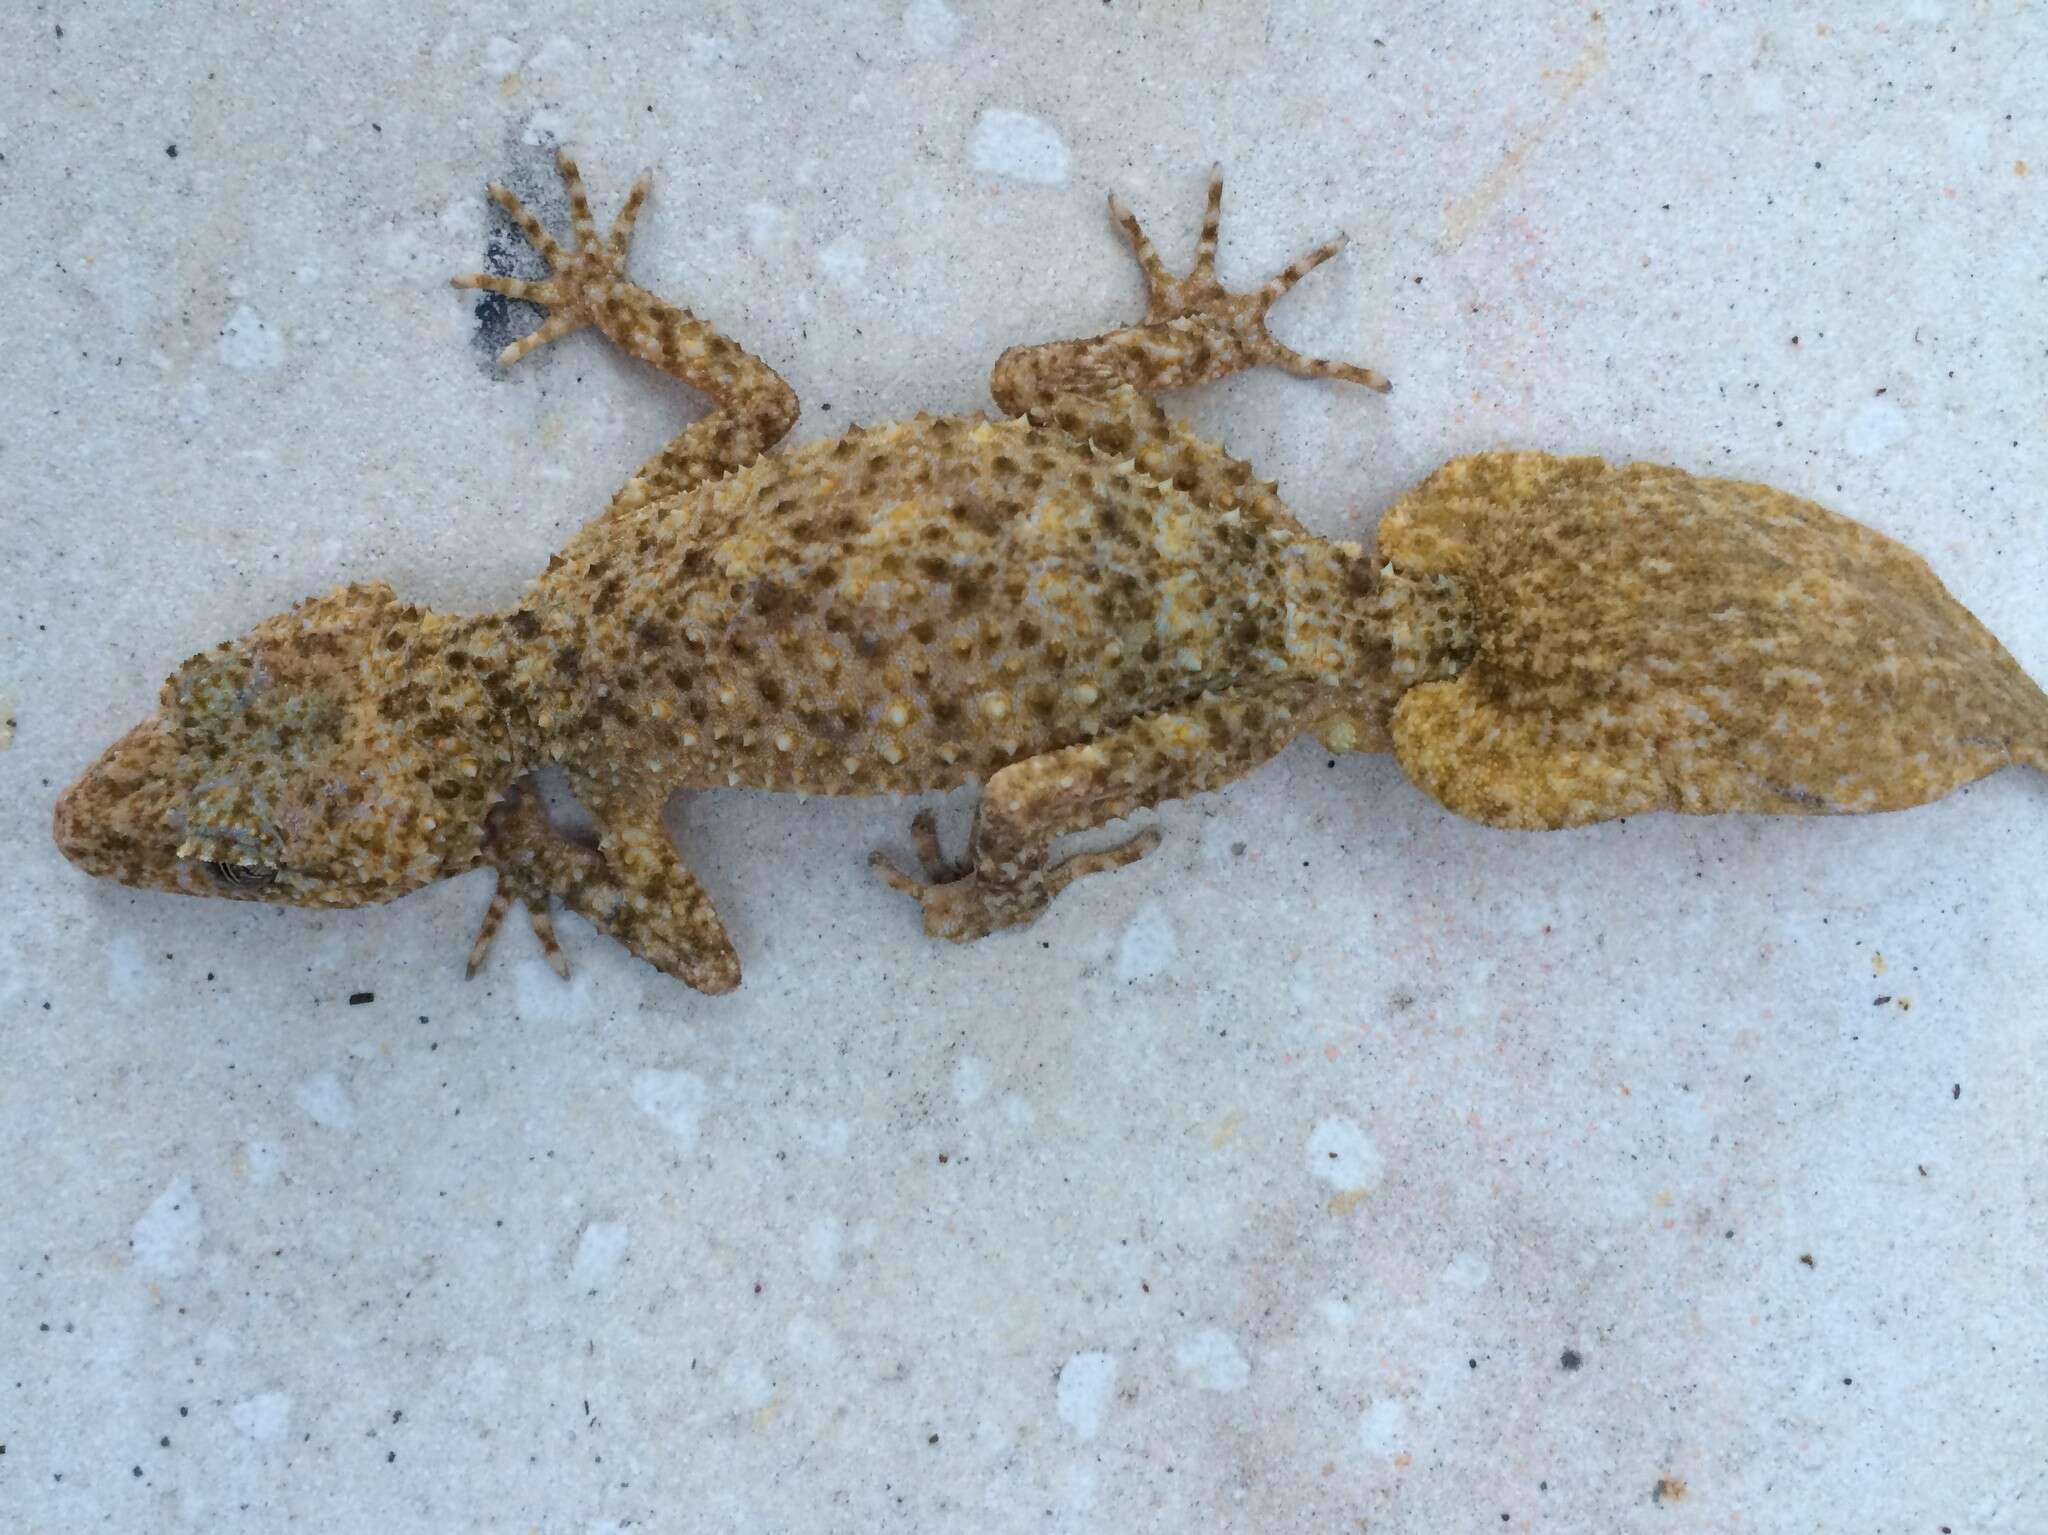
left=467, top=860, right=572, bottom=981
left=870, top=816, right=1163, bottom=942
left=452, top=149, right=652, bottom=369
left=1108, top=165, right=1389, bottom=393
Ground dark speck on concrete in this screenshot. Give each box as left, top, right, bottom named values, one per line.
left=1560, top=1349, right=1582, bottom=1371
left=348, top=991, right=373, bottom=1005
left=165, top=144, right=177, bottom=158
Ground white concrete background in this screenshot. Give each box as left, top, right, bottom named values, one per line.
left=4, top=2, right=2045, bottom=1530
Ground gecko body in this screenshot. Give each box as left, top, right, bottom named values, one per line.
left=54, top=153, right=2048, bottom=992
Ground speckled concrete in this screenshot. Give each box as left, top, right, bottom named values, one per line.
left=4, top=3, right=2045, bottom=1530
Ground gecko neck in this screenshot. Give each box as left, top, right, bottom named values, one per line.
left=421, top=603, right=626, bottom=773
left=381, top=610, right=551, bottom=783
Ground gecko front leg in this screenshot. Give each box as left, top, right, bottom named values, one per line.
left=469, top=780, right=595, bottom=979
left=469, top=777, right=740, bottom=993
left=872, top=681, right=1335, bottom=941
left=991, top=165, right=1388, bottom=415
left=453, top=150, right=800, bottom=531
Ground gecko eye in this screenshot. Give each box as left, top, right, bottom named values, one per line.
left=205, top=860, right=279, bottom=889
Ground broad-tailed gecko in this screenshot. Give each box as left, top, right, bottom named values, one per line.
left=54, top=152, right=2048, bottom=993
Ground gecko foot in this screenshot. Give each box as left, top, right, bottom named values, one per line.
left=1109, top=165, right=1389, bottom=392
left=467, top=781, right=594, bottom=980
left=452, top=149, right=653, bottom=368
left=869, top=814, right=1163, bottom=942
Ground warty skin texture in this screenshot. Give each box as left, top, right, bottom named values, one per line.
left=54, top=153, right=2048, bottom=993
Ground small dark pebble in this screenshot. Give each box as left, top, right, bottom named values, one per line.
left=166, top=144, right=177, bottom=158
left=348, top=991, right=374, bottom=1005
left=1872, top=995, right=1891, bottom=1006
left=132, top=1466, right=142, bottom=1478
left=1799, top=1253, right=1816, bottom=1268
left=927, top=1433, right=939, bottom=1445
left=1952, top=1083, right=1961, bottom=1100
left=1560, top=1349, right=1582, bottom=1371
left=159, top=1436, right=169, bottom=1448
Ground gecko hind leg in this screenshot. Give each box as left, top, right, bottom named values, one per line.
left=870, top=818, right=1162, bottom=942
left=871, top=681, right=1331, bottom=942
left=992, top=165, right=1389, bottom=413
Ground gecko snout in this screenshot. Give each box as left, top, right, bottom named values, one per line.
left=53, top=714, right=184, bottom=885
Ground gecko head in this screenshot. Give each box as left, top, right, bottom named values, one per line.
left=54, top=582, right=510, bottom=908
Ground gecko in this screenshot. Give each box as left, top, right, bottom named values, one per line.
left=53, top=151, right=2048, bottom=994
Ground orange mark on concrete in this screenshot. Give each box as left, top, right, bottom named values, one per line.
left=1438, top=30, right=1609, bottom=250
left=1211, top=1109, right=1246, bottom=1149
left=2017, top=160, right=2029, bottom=177
left=1653, top=1476, right=1688, bottom=1503
left=1329, top=1189, right=1373, bottom=1217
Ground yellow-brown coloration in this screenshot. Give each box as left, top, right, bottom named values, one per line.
left=1379, top=453, right=2048, bottom=828
left=53, top=153, right=2048, bottom=993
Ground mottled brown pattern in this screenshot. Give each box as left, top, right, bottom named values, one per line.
left=52, top=153, right=2047, bottom=993
left=1380, top=452, right=2048, bottom=827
